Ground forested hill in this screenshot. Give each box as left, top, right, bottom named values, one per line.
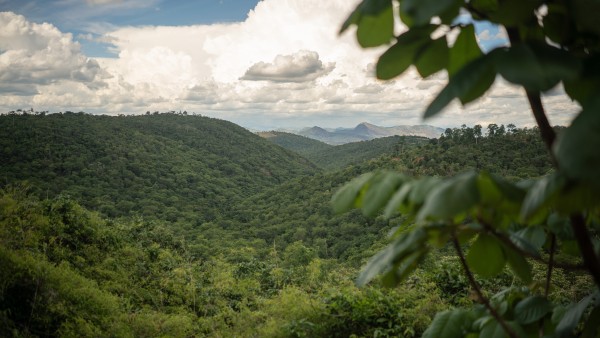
left=257, top=130, right=332, bottom=157
left=0, top=112, right=317, bottom=223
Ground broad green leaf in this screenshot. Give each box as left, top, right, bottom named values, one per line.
left=408, top=176, right=441, bottom=207
left=340, top=0, right=392, bottom=34
left=556, top=292, right=596, bottom=337
left=362, top=172, right=407, bottom=216
left=467, top=233, right=506, bottom=278
left=415, top=37, right=449, bottom=78
left=401, top=0, right=460, bottom=26
left=478, top=172, right=526, bottom=217
left=573, top=0, right=600, bottom=36
left=376, top=25, right=437, bottom=80
left=356, top=228, right=427, bottom=286
left=417, top=171, right=479, bottom=221
left=357, top=5, right=395, bottom=48
left=480, top=320, right=526, bottom=338
left=520, top=173, right=566, bottom=221
left=381, top=248, right=428, bottom=286
left=554, top=97, right=600, bottom=189
left=509, top=231, right=543, bottom=257
left=448, top=25, right=482, bottom=77
left=331, top=173, right=373, bottom=213
left=543, top=5, right=573, bottom=45
left=515, top=226, right=546, bottom=251
left=493, top=43, right=581, bottom=92
left=383, top=182, right=413, bottom=218
left=422, top=309, right=475, bottom=338
left=486, top=0, right=541, bottom=26
left=581, top=306, right=600, bottom=338
left=503, top=244, right=532, bottom=284
left=564, top=56, right=600, bottom=105
left=424, top=54, right=496, bottom=118
left=515, top=296, right=552, bottom=324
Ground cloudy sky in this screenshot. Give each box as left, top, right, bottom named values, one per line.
left=0, top=0, right=580, bottom=130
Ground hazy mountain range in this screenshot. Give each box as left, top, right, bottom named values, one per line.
left=296, top=122, right=444, bottom=145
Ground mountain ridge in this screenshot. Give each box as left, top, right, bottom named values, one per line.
left=298, top=122, right=443, bottom=144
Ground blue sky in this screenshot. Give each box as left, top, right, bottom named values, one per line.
left=0, top=0, right=260, bottom=56
left=0, top=0, right=578, bottom=130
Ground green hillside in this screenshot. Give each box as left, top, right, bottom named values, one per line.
left=1, top=116, right=583, bottom=337
left=302, top=135, right=428, bottom=171
left=257, top=131, right=332, bottom=157
left=0, top=112, right=317, bottom=223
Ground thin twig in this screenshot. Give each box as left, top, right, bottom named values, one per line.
left=545, top=234, right=556, bottom=297
left=452, top=235, right=518, bottom=338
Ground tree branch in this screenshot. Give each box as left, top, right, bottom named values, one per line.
left=473, top=221, right=585, bottom=271
left=571, top=214, right=600, bottom=287
left=506, top=27, right=600, bottom=289
left=452, top=235, right=518, bottom=338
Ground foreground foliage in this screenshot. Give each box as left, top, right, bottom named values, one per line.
left=337, top=0, right=600, bottom=336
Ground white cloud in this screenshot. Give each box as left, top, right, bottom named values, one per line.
left=0, top=1, right=582, bottom=130
left=241, top=50, right=334, bottom=82
left=0, top=12, right=105, bottom=85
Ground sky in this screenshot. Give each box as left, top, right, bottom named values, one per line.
left=0, top=0, right=580, bottom=130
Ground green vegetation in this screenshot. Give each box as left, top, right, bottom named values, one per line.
left=1, top=110, right=590, bottom=336
left=258, top=131, right=332, bottom=158
left=338, top=0, right=600, bottom=337
left=0, top=112, right=316, bottom=223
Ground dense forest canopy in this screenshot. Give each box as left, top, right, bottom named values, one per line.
left=1, top=112, right=589, bottom=337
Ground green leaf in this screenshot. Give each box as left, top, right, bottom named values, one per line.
left=331, top=173, right=373, bottom=213
left=340, top=0, right=392, bottom=34
left=493, top=43, right=581, bottom=92
left=467, top=233, right=506, bottom=278
left=356, top=228, right=427, bottom=286
left=415, top=37, right=449, bottom=78
left=515, top=296, right=552, bottom=324
left=417, top=171, right=479, bottom=221
left=357, top=5, right=395, bottom=48
left=520, top=173, right=566, bottom=222
left=486, top=0, right=541, bottom=26
left=573, top=0, right=600, bottom=36
left=448, top=25, right=482, bottom=77
left=408, top=176, right=441, bottom=207
left=556, top=292, right=596, bottom=337
left=381, top=248, right=428, bottom=286
left=515, top=226, right=546, bottom=251
left=480, top=320, right=525, bottom=338
left=401, top=0, right=460, bottom=26
left=422, top=309, right=474, bottom=338
left=554, top=97, right=600, bottom=189
left=424, top=54, right=496, bottom=118
left=376, top=25, right=437, bottom=80
left=503, top=244, right=532, bottom=284
left=581, top=305, right=600, bottom=338
left=564, top=55, right=600, bottom=105
left=362, top=172, right=407, bottom=216
left=383, top=182, right=413, bottom=218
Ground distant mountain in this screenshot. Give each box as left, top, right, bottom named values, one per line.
left=298, top=122, right=444, bottom=144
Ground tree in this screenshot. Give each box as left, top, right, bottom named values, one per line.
left=335, top=0, right=600, bottom=337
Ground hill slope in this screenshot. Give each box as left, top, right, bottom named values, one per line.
left=307, top=135, right=428, bottom=171
left=257, top=131, right=332, bottom=157
left=0, top=112, right=317, bottom=223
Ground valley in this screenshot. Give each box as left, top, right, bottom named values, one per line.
left=0, top=112, right=588, bottom=337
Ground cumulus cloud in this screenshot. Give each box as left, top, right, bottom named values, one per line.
left=240, top=50, right=334, bottom=82
left=0, top=0, right=581, bottom=131
left=0, top=12, right=105, bottom=86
